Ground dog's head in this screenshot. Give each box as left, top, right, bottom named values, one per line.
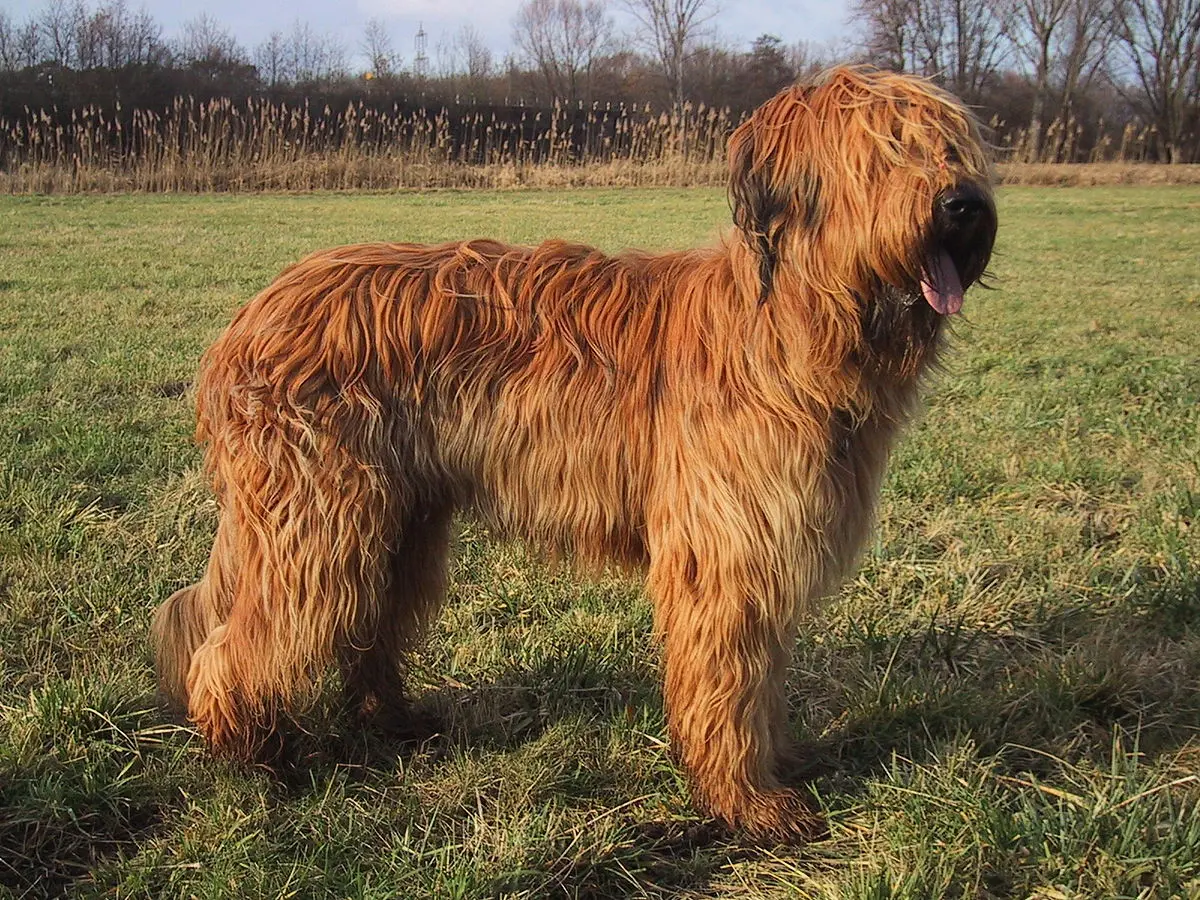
left=728, top=66, right=996, bottom=325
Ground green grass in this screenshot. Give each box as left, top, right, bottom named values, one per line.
left=1, top=186, right=1198, bottom=899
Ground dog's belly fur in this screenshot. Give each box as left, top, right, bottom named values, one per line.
left=436, top=376, right=654, bottom=567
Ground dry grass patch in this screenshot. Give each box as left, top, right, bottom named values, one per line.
left=998, top=162, right=1200, bottom=186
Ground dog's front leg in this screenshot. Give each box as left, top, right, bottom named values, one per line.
left=647, top=530, right=825, bottom=843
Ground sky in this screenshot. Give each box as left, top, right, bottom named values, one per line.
left=3, top=0, right=855, bottom=70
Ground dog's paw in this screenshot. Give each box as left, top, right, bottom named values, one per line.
left=351, top=694, right=446, bottom=746
left=747, top=788, right=829, bottom=844
left=707, top=787, right=828, bottom=846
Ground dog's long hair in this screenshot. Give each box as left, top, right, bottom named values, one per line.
left=154, top=66, right=996, bottom=841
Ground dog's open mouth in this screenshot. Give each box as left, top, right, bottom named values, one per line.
left=920, top=247, right=964, bottom=315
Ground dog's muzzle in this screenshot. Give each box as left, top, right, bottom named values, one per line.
left=938, top=185, right=991, bottom=227
left=919, top=183, right=996, bottom=315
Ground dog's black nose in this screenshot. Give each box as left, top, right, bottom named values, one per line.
left=939, top=188, right=987, bottom=224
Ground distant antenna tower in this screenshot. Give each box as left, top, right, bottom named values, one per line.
left=414, top=23, right=428, bottom=79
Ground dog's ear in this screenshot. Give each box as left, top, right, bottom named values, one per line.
left=728, top=91, right=822, bottom=305
left=728, top=120, right=785, bottom=305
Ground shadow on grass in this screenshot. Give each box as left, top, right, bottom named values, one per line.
left=0, top=795, right=166, bottom=899
left=240, top=584, right=1194, bottom=893
left=289, top=576, right=1196, bottom=759
left=273, top=643, right=665, bottom=782
left=0, top=690, right=181, bottom=899
left=795, top=589, right=1200, bottom=787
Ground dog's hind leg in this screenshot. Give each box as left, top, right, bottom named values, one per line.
left=338, top=503, right=453, bottom=741
left=152, top=516, right=239, bottom=711
left=183, top=431, right=400, bottom=761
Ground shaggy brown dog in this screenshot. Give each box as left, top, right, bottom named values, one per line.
left=153, top=65, right=996, bottom=842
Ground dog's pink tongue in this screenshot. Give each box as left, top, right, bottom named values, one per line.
left=921, top=249, right=964, bottom=315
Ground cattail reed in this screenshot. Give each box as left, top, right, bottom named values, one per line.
left=0, top=96, right=738, bottom=193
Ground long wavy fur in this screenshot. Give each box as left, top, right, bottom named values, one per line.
left=153, top=65, right=997, bottom=841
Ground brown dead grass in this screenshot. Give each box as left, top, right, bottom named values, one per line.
left=997, top=162, right=1200, bottom=186
left=6, top=159, right=1197, bottom=194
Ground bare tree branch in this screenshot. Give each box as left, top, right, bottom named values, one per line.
left=514, top=0, right=612, bottom=104
left=1110, top=0, right=1200, bottom=160
left=361, top=18, right=399, bottom=78
left=621, top=0, right=718, bottom=108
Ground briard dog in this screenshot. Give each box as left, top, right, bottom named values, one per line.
left=153, top=66, right=997, bottom=841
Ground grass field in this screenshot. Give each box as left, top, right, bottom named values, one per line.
left=1, top=186, right=1198, bottom=899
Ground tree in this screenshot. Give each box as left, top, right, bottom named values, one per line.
left=176, top=12, right=245, bottom=67
left=787, top=39, right=836, bottom=80
left=436, top=24, right=497, bottom=100
left=116, top=2, right=163, bottom=66
left=854, top=0, right=1011, bottom=102
left=283, top=20, right=346, bottom=83
left=255, top=30, right=288, bottom=85
left=854, top=0, right=916, bottom=71
left=1009, top=0, right=1073, bottom=157
left=0, top=12, right=12, bottom=70
left=454, top=25, right=494, bottom=82
left=1058, top=0, right=1113, bottom=115
left=0, top=11, right=34, bottom=70
left=621, top=0, right=717, bottom=108
left=40, top=0, right=85, bottom=67
left=361, top=17, right=399, bottom=78
left=746, top=34, right=793, bottom=98
left=1007, top=0, right=1111, bottom=158
left=513, top=0, right=612, bottom=103
left=1111, top=0, right=1200, bottom=161
left=4, top=0, right=164, bottom=70
left=72, top=0, right=163, bottom=68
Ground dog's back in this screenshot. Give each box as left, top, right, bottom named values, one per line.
left=194, top=238, right=739, bottom=567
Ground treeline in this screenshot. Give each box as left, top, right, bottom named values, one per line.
left=0, top=1, right=805, bottom=117
left=1, top=0, right=1198, bottom=182
left=854, top=0, right=1200, bottom=163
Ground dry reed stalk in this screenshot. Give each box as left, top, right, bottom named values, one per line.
left=0, top=97, right=737, bottom=194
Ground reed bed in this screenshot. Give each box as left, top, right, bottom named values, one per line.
left=3, top=96, right=1191, bottom=193
left=1, top=96, right=732, bottom=193
left=993, top=113, right=1171, bottom=164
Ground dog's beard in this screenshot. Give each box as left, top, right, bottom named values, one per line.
left=859, top=281, right=941, bottom=359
